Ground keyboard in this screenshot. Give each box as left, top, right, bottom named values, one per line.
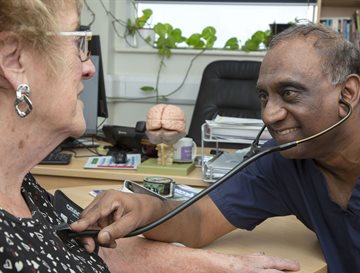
left=40, top=152, right=72, bottom=165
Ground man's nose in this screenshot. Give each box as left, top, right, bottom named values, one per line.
left=261, top=98, right=287, bottom=125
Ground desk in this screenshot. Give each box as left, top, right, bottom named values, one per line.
left=32, top=148, right=209, bottom=190
left=49, top=185, right=327, bottom=273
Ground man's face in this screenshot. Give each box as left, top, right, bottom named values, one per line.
left=257, top=37, right=342, bottom=159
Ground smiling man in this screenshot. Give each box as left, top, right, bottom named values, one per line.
left=72, top=23, right=360, bottom=273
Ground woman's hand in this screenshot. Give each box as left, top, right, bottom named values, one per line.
left=70, top=189, right=166, bottom=252
left=205, top=251, right=300, bottom=273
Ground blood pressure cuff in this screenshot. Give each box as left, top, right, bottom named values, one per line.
left=52, top=190, right=99, bottom=253
left=53, top=190, right=83, bottom=224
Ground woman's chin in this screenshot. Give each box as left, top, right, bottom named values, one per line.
left=68, top=120, right=87, bottom=138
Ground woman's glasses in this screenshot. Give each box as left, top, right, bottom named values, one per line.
left=57, top=31, right=92, bottom=62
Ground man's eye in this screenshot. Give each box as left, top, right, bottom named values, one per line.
left=282, top=89, right=296, bottom=99
left=258, top=91, right=268, bottom=102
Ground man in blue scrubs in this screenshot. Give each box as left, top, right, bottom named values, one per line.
left=73, top=23, right=360, bottom=273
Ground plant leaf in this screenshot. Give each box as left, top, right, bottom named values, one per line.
left=186, top=33, right=201, bottom=47
left=224, top=37, right=239, bottom=50
left=140, top=86, right=155, bottom=92
left=202, top=26, right=216, bottom=40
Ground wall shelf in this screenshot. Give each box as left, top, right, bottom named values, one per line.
left=322, top=0, right=360, bottom=7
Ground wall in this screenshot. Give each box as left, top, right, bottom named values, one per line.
left=81, top=0, right=264, bottom=131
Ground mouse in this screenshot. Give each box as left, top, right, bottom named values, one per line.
left=111, top=151, right=128, bottom=164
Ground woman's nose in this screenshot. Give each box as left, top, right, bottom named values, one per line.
left=82, top=58, right=96, bottom=80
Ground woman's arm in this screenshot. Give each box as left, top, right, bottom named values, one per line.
left=100, top=236, right=300, bottom=273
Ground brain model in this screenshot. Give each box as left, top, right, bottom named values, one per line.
left=146, top=104, right=186, bottom=165
left=146, top=104, right=186, bottom=145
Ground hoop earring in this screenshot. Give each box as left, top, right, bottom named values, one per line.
left=14, top=83, right=33, bottom=118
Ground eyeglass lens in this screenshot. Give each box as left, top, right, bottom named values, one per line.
left=79, top=36, right=91, bottom=62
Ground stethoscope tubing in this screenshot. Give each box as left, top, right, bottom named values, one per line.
left=125, top=99, right=352, bottom=237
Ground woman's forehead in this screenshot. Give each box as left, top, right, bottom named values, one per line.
left=57, top=1, right=80, bottom=31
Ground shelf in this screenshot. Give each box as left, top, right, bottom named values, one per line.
left=322, top=0, right=360, bottom=7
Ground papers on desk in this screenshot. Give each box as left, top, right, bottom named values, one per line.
left=205, top=115, right=271, bottom=143
left=84, top=154, right=141, bottom=170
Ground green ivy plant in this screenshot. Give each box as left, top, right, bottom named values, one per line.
left=240, top=30, right=271, bottom=52
left=153, top=23, right=187, bottom=58
left=125, top=8, right=153, bottom=36
left=112, top=5, right=273, bottom=100
left=140, top=23, right=220, bottom=102
left=124, top=9, right=154, bottom=47
left=125, top=9, right=284, bottom=102
left=87, top=0, right=301, bottom=102
left=186, top=26, right=217, bottom=49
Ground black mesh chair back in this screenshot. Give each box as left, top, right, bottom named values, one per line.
left=187, top=60, right=262, bottom=148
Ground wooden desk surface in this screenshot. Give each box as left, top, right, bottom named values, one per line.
left=49, top=185, right=327, bottom=273
left=32, top=147, right=209, bottom=190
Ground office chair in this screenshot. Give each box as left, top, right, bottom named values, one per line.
left=187, top=60, right=262, bottom=148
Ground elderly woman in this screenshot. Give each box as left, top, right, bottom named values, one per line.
left=0, top=0, right=300, bottom=272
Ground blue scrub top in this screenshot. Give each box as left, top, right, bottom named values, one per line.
left=209, top=140, right=360, bottom=273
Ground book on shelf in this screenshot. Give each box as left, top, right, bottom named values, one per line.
left=353, top=10, right=360, bottom=32
left=320, top=17, right=353, bottom=40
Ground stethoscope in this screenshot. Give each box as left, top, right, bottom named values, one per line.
left=124, top=98, right=352, bottom=237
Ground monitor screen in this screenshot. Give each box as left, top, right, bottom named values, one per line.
left=81, top=34, right=108, bottom=137
left=92, top=35, right=108, bottom=119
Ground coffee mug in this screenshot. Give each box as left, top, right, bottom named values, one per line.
left=173, top=137, right=197, bottom=162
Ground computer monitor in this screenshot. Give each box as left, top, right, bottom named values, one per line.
left=81, top=34, right=108, bottom=137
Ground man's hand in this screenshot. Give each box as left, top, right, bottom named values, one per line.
left=70, top=189, right=165, bottom=252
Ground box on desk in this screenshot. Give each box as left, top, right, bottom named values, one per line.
left=138, top=158, right=195, bottom=176
left=203, top=150, right=248, bottom=182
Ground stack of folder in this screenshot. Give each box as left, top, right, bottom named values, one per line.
left=205, top=115, right=271, bottom=144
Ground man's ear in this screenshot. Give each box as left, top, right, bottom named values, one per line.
left=339, top=74, right=360, bottom=117
left=0, top=33, right=27, bottom=91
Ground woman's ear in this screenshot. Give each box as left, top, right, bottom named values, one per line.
left=0, top=33, right=27, bottom=91
left=339, top=74, right=360, bottom=118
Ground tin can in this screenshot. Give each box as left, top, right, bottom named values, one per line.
left=143, top=176, right=175, bottom=198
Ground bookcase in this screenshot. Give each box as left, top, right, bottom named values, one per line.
left=318, top=0, right=360, bottom=46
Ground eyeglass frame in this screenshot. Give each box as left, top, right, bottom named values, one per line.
left=55, top=31, right=92, bottom=62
